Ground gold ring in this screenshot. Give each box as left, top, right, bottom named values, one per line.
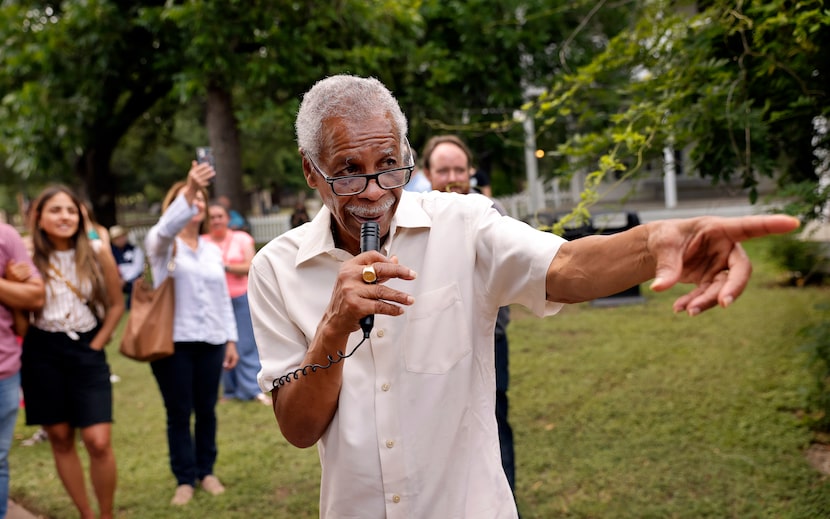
left=362, top=265, right=377, bottom=283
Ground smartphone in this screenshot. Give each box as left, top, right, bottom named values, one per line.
left=195, top=146, right=215, bottom=182
left=196, top=146, right=215, bottom=168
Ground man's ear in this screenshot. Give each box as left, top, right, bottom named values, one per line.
left=301, top=152, right=318, bottom=190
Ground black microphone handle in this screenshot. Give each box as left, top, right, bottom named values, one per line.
left=359, top=222, right=380, bottom=336
left=360, top=221, right=380, bottom=254
left=359, top=313, right=375, bottom=337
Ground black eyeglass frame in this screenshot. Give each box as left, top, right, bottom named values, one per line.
left=305, top=137, right=415, bottom=197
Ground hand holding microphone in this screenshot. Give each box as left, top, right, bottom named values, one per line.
left=359, top=222, right=381, bottom=337
left=272, top=221, right=382, bottom=387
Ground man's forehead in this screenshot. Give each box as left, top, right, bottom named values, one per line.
left=322, top=113, right=394, bottom=132
left=431, top=143, right=470, bottom=167
left=434, top=141, right=467, bottom=156
left=342, top=145, right=395, bottom=161
left=321, top=120, right=400, bottom=158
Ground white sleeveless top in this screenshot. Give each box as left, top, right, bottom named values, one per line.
left=33, top=249, right=98, bottom=336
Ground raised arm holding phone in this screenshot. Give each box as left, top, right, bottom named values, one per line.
left=144, top=162, right=240, bottom=506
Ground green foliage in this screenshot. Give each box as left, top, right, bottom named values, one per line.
left=0, top=0, right=424, bottom=217
left=139, top=0, right=423, bottom=204
left=2, top=0, right=827, bottom=221
left=118, top=0, right=638, bottom=202
left=776, top=180, right=830, bottom=219
left=0, top=1, right=190, bottom=224
left=765, top=233, right=828, bottom=285
left=529, top=0, right=830, bottom=221
left=0, top=1, right=179, bottom=179
left=407, top=0, right=637, bottom=194
left=798, top=303, right=830, bottom=433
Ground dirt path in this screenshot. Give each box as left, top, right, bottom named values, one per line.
left=806, top=443, right=830, bottom=475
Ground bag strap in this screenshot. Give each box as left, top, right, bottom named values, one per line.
left=48, top=262, right=97, bottom=315
left=140, top=240, right=177, bottom=284
left=169, top=240, right=177, bottom=272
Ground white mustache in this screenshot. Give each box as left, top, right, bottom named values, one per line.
left=346, top=196, right=395, bottom=218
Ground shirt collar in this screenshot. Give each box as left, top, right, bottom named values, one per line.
left=295, top=191, right=433, bottom=267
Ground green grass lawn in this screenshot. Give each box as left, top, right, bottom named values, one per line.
left=10, top=238, right=830, bottom=518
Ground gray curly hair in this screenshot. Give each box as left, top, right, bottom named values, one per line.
left=295, top=75, right=408, bottom=163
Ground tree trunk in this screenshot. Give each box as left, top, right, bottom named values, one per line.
left=76, top=147, right=118, bottom=228
left=206, top=85, right=246, bottom=214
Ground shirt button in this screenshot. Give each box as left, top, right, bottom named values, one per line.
left=392, top=494, right=401, bottom=503
left=377, top=329, right=385, bottom=338
left=386, top=440, right=395, bottom=448
left=381, top=383, right=390, bottom=392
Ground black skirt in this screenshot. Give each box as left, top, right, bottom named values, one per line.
left=21, top=326, right=113, bottom=428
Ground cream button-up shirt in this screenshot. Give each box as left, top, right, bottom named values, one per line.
left=249, top=190, right=564, bottom=518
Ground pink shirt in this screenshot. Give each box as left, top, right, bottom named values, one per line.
left=203, top=230, right=254, bottom=298
left=0, top=224, right=40, bottom=379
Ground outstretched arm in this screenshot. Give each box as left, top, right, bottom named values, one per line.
left=545, top=214, right=800, bottom=315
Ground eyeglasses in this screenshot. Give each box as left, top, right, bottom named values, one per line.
left=306, top=138, right=415, bottom=196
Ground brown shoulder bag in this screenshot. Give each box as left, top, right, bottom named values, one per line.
left=119, top=243, right=176, bottom=362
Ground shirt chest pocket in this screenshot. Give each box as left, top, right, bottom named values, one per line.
left=403, top=283, right=471, bottom=374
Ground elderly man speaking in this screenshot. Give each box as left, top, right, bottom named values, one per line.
left=248, top=74, right=799, bottom=519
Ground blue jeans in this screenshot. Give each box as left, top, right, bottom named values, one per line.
left=495, top=333, right=515, bottom=492
left=151, top=343, right=224, bottom=486
left=222, top=294, right=262, bottom=400
left=0, top=372, right=21, bottom=518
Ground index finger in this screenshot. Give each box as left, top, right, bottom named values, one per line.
left=370, top=263, right=417, bottom=284
left=357, top=253, right=417, bottom=283
left=722, top=214, right=800, bottom=241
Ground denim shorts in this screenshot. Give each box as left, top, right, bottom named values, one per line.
left=21, top=327, right=112, bottom=428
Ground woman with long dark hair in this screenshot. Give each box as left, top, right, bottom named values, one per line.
left=21, top=185, right=124, bottom=519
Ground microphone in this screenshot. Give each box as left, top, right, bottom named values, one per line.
left=359, top=222, right=380, bottom=337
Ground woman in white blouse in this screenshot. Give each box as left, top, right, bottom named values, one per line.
left=144, top=163, right=239, bottom=506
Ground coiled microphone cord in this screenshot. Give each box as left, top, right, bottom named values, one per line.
left=274, top=222, right=379, bottom=390
left=271, top=332, right=370, bottom=390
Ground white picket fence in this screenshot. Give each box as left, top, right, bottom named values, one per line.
left=248, top=214, right=292, bottom=243
left=128, top=213, right=292, bottom=248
